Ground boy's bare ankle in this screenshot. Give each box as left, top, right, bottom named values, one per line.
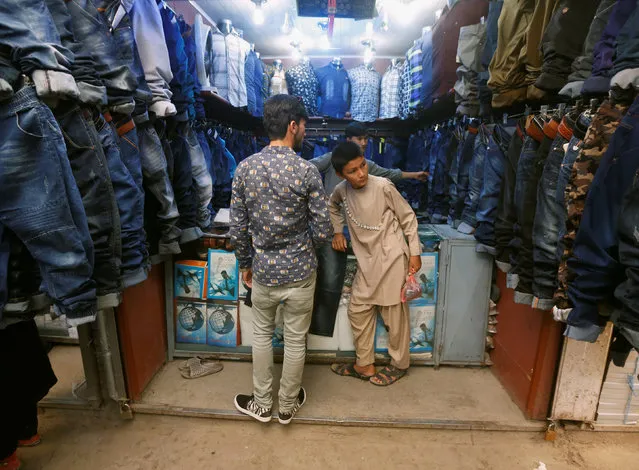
left=354, top=363, right=375, bottom=376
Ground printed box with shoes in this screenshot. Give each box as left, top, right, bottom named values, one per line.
left=174, top=260, right=208, bottom=299
left=175, top=300, right=207, bottom=345
left=207, top=302, right=240, bottom=347
left=207, top=249, right=239, bottom=301
left=375, top=302, right=436, bottom=354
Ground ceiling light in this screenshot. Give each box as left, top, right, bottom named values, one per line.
left=252, top=0, right=265, bottom=25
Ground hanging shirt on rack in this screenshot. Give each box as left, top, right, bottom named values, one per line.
left=228, top=31, right=250, bottom=108
left=285, top=61, right=319, bottom=116
left=407, top=40, right=423, bottom=112
left=380, top=62, right=403, bottom=119
left=316, top=62, right=351, bottom=118
left=399, top=61, right=410, bottom=120
left=348, top=65, right=382, bottom=122
left=269, top=67, right=288, bottom=96
left=209, top=23, right=229, bottom=99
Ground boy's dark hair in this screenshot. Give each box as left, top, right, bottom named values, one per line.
left=263, top=95, right=308, bottom=140
left=331, top=141, right=364, bottom=174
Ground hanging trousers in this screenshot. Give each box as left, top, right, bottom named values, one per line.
left=348, top=301, right=410, bottom=370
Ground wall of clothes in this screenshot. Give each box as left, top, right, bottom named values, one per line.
left=0, top=0, right=262, bottom=329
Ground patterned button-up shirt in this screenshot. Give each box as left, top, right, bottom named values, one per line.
left=379, top=62, right=403, bottom=119
left=285, top=61, right=319, bottom=116
left=230, top=146, right=332, bottom=286
left=348, top=65, right=381, bottom=122
left=407, top=41, right=423, bottom=111
left=399, top=61, right=410, bottom=119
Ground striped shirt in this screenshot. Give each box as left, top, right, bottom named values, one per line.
left=407, top=41, right=423, bottom=111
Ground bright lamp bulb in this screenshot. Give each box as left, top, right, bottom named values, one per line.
left=253, top=5, right=264, bottom=25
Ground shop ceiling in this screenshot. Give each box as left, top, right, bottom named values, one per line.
left=195, top=0, right=448, bottom=59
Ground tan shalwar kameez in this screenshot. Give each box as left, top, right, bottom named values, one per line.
left=329, top=175, right=421, bottom=370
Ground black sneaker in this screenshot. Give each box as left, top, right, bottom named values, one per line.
left=278, top=387, right=306, bottom=425
left=234, top=394, right=272, bottom=423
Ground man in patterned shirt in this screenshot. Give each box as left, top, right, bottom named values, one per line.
left=230, top=95, right=332, bottom=424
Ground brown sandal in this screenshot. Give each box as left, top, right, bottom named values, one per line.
left=369, top=365, right=407, bottom=386
left=331, top=363, right=374, bottom=380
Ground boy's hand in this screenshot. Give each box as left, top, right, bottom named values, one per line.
left=408, top=255, right=422, bottom=275
left=241, top=269, right=253, bottom=289
left=332, top=233, right=347, bottom=252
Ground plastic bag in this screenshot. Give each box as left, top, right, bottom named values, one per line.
left=401, top=274, right=422, bottom=303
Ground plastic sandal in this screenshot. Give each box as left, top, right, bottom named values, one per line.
left=369, top=365, right=407, bottom=386
left=330, top=363, right=374, bottom=380
left=180, top=360, right=223, bottom=379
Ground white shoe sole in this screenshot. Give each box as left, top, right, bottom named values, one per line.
left=278, top=389, right=307, bottom=425
left=234, top=396, right=272, bottom=423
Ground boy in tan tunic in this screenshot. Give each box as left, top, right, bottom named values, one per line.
left=328, top=141, right=422, bottom=386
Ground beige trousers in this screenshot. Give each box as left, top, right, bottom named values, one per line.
left=348, top=301, right=410, bottom=370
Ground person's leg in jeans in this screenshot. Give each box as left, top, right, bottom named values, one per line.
left=250, top=279, right=279, bottom=414
left=278, top=273, right=316, bottom=414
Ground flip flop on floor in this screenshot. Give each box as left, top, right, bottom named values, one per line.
left=369, top=365, right=407, bottom=386
left=180, top=359, right=224, bottom=379
left=178, top=356, right=219, bottom=372
left=330, top=363, right=374, bottom=380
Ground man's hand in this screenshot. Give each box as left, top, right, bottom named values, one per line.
left=241, top=269, right=253, bottom=289
left=332, top=233, right=348, bottom=252
left=403, top=171, right=429, bottom=182
left=408, top=255, right=422, bottom=275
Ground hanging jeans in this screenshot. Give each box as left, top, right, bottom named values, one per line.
left=567, top=96, right=639, bottom=340
left=94, top=111, right=147, bottom=289
left=460, top=125, right=490, bottom=233
left=137, top=119, right=181, bottom=255
left=430, top=130, right=457, bottom=222
left=474, top=124, right=513, bottom=254
left=310, top=244, right=347, bottom=337
left=0, top=87, right=96, bottom=325
left=495, top=120, right=525, bottom=270
left=55, top=101, right=122, bottom=307
left=449, top=127, right=478, bottom=228
left=185, top=126, right=213, bottom=231
left=555, top=102, right=627, bottom=309
left=171, top=123, right=201, bottom=244
left=531, top=118, right=573, bottom=310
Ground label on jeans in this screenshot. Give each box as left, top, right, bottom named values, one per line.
left=506, top=273, right=519, bottom=289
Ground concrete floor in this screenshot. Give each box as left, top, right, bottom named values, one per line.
left=137, top=360, right=536, bottom=429
left=19, top=408, right=639, bottom=470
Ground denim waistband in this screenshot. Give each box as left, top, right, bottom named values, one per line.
left=0, top=85, right=40, bottom=119
left=525, top=118, right=545, bottom=143
left=558, top=117, right=574, bottom=142
left=543, top=119, right=559, bottom=140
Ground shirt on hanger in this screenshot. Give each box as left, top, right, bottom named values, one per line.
left=348, top=65, right=381, bottom=122
left=225, top=31, right=249, bottom=108
left=285, top=61, right=319, bottom=116
left=315, top=62, right=351, bottom=118
left=407, top=40, right=423, bottom=112
left=380, top=62, right=403, bottom=119
left=209, top=24, right=229, bottom=100
left=399, top=61, right=411, bottom=119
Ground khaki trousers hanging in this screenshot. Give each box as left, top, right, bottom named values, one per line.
left=348, top=301, right=410, bottom=370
